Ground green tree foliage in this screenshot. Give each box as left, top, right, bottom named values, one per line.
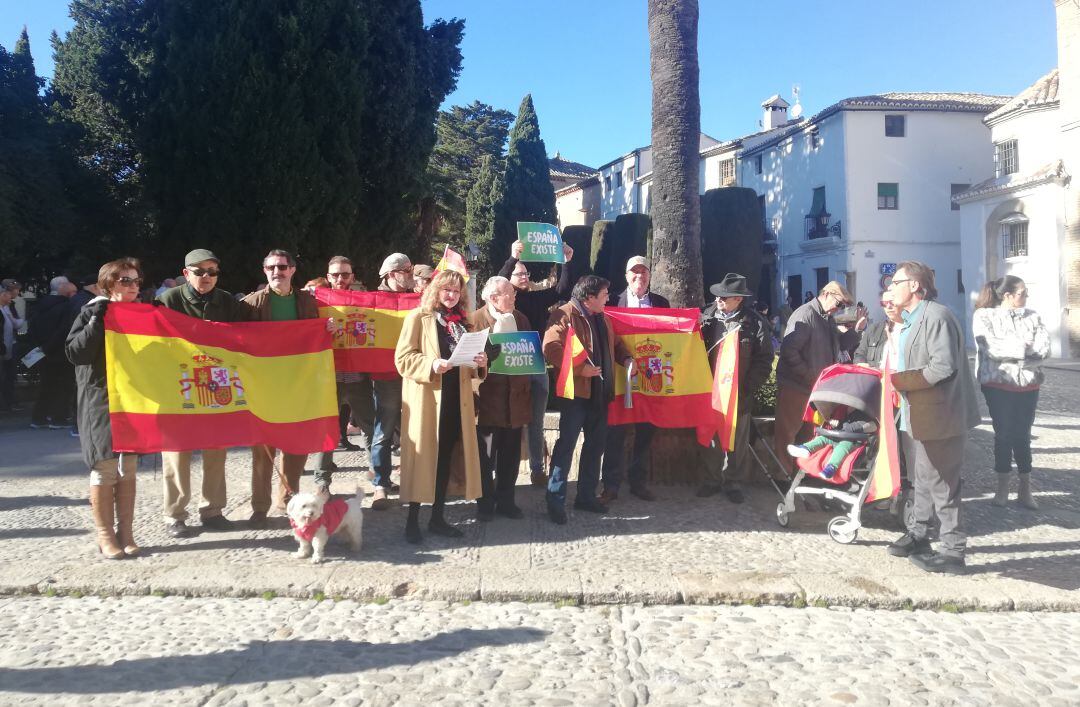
left=50, top=0, right=463, bottom=286
left=590, top=220, right=616, bottom=280
left=700, top=187, right=764, bottom=301
left=463, top=154, right=503, bottom=276
left=428, top=101, right=513, bottom=246
left=492, top=94, right=555, bottom=265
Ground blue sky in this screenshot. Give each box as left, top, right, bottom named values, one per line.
left=4, top=1, right=1058, bottom=168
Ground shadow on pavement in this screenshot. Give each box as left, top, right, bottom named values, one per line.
left=0, top=527, right=86, bottom=540
left=0, top=495, right=84, bottom=511
left=0, top=627, right=548, bottom=694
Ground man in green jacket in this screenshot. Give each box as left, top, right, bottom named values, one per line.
left=155, top=248, right=250, bottom=538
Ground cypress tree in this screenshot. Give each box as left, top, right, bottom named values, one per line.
left=464, top=154, right=503, bottom=275
left=492, top=94, right=556, bottom=264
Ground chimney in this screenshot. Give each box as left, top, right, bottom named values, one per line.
left=761, top=95, right=790, bottom=131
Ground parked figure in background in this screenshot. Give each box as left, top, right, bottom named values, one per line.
left=471, top=276, right=530, bottom=521
left=774, top=281, right=850, bottom=473
left=499, top=240, right=574, bottom=487
left=243, top=249, right=328, bottom=527
left=29, top=276, right=78, bottom=429
left=395, top=270, right=487, bottom=543
left=972, top=276, right=1050, bottom=510
left=599, top=256, right=670, bottom=504
left=886, top=261, right=980, bottom=574
left=697, top=273, right=775, bottom=502
left=311, top=256, right=375, bottom=491
left=542, top=275, right=634, bottom=525
left=66, top=258, right=145, bottom=559
left=156, top=249, right=251, bottom=537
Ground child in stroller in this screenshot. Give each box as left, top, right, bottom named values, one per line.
left=788, top=407, right=878, bottom=479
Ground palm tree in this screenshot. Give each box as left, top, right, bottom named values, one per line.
left=648, top=0, right=704, bottom=307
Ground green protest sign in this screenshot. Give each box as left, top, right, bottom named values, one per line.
left=516, top=222, right=565, bottom=263
left=488, top=331, right=545, bottom=375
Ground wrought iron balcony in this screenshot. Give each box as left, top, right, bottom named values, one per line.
left=804, top=213, right=841, bottom=240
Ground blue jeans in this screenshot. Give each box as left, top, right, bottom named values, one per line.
left=526, top=372, right=550, bottom=473
left=601, top=422, right=655, bottom=493
left=371, top=378, right=402, bottom=488
left=547, top=398, right=608, bottom=509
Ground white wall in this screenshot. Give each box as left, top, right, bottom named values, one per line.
left=989, top=106, right=1064, bottom=175
left=701, top=148, right=739, bottom=191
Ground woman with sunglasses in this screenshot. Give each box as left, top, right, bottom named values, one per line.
left=972, top=276, right=1051, bottom=509
left=65, top=258, right=146, bottom=559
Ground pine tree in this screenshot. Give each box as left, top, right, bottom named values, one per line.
left=492, top=94, right=556, bottom=264
left=464, top=154, right=503, bottom=275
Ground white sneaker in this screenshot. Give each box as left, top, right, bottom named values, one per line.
left=787, top=444, right=810, bottom=459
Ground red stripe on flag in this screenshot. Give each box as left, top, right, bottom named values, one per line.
left=607, top=392, right=713, bottom=429
left=313, top=289, right=421, bottom=311
left=333, top=347, right=399, bottom=376
left=105, top=303, right=332, bottom=357
left=111, top=411, right=337, bottom=455
left=606, top=307, right=702, bottom=334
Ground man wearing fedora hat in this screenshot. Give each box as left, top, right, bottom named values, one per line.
left=598, top=255, right=670, bottom=503
left=697, top=273, right=774, bottom=502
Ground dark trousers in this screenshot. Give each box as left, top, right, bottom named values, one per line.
left=547, top=398, right=607, bottom=508
left=902, top=431, right=966, bottom=557
left=982, top=386, right=1039, bottom=474
left=477, top=426, right=522, bottom=512
left=601, top=422, right=655, bottom=493
left=313, top=377, right=376, bottom=484
left=0, top=357, right=16, bottom=409
left=31, top=355, right=75, bottom=425
left=371, top=378, right=402, bottom=488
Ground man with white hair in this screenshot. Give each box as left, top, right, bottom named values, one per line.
left=29, top=276, right=78, bottom=429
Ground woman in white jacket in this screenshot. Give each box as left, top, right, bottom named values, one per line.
left=972, top=276, right=1050, bottom=509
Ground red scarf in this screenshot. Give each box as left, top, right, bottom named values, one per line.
left=289, top=498, right=349, bottom=542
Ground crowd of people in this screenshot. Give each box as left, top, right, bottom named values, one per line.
left=0, top=247, right=1051, bottom=575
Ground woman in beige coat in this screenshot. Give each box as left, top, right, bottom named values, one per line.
left=395, top=270, right=486, bottom=544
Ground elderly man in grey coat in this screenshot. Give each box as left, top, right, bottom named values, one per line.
left=886, top=261, right=980, bottom=574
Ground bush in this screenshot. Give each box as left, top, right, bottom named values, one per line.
left=701, top=187, right=764, bottom=302
left=751, top=355, right=778, bottom=416
left=590, top=220, right=617, bottom=280
left=561, top=224, right=594, bottom=283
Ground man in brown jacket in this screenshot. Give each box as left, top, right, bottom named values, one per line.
left=542, top=275, right=634, bottom=525
left=241, top=249, right=324, bottom=528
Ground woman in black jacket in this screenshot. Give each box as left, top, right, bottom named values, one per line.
left=66, top=258, right=144, bottom=559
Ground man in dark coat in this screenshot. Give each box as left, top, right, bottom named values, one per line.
left=599, top=256, right=671, bottom=503
left=29, top=276, right=77, bottom=428
left=697, top=273, right=774, bottom=503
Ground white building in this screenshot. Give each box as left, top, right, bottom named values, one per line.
left=738, top=92, right=1008, bottom=319
left=549, top=153, right=599, bottom=228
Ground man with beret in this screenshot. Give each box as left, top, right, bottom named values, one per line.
left=697, top=273, right=774, bottom=503
left=598, top=256, right=670, bottom=503
left=156, top=248, right=251, bottom=537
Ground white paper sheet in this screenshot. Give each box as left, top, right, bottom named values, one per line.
left=447, top=328, right=489, bottom=368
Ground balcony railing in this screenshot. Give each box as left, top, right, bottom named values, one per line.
left=804, top=213, right=841, bottom=240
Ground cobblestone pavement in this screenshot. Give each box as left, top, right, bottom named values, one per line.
left=1, top=595, right=1078, bottom=705
left=1, top=368, right=1078, bottom=609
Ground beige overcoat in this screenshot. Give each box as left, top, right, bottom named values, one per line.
left=394, top=309, right=483, bottom=503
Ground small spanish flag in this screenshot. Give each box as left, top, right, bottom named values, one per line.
left=866, top=365, right=901, bottom=503
left=435, top=245, right=469, bottom=282
left=710, top=327, right=741, bottom=452
left=555, top=324, right=590, bottom=399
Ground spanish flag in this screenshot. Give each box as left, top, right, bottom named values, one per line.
left=866, top=365, right=901, bottom=502
left=105, top=303, right=337, bottom=455
left=606, top=308, right=716, bottom=446
left=711, top=327, right=741, bottom=452
left=555, top=324, right=590, bottom=399
left=435, top=245, right=470, bottom=282
left=314, top=289, right=420, bottom=375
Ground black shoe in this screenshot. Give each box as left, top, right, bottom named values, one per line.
left=201, top=515, right=235, bottom=532
left=337, top=439, right=361, bottom=452
left=909, top=551, right=966, bottom=575
left=723, top=486, right=745, bottom=504
left=477, top=507, right=496, bottom=523
left=166, top=520, right=192, bottom=538
left=696, top=484, right=723, bottom=498
left=547, top=504, right=567, bottom=525
left=248, top=512, right=268, bottom=530
left=573, top=499, right=608, bottom=514
left=887, top=532, right=931, bottom=558
left=496, top=504, right=524, bottom=519
left=629, top=486, right=657, bottom=502
left=405, top=523, right=422, bottom=544
left=428, top=518, right=464, bottom=538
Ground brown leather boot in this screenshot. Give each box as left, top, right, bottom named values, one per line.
left=114, top=473, right=140, bottom=556
left=90, top=485, right=124, bottom=559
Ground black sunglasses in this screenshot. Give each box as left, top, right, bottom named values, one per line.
left=189, top=268, right=220, bottom=277
left=117, top=277, right=143, bottom=286
left=264, top=263, right=292, bottom=271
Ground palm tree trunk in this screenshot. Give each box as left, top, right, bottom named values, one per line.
left=648, top=0, right=703, bottom=307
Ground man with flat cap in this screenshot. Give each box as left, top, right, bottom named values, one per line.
left=156, top=248, right=251, bottom=537
left=598, top=255, right=670, bottom=503
left=697, top=273, right=774, bottom=502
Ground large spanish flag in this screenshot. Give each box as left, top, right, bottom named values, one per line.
left=711, top=327, right=741, bottom=452
left=105, top=303, right=337, bottom=455
left=555, top=324, right=590, bottom=399
left=606, top=307, right=714, bottom=445
left=314, top=289, right=420, bottom=375
left=866, top=365, right=901, bottom=502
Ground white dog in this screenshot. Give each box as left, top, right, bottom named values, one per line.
left=286, top=487, right=363, bottom=563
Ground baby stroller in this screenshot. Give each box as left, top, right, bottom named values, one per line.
left=774, top=363, right=901, bottom=544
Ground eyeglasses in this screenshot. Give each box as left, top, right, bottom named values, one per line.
left=879, top=301, right=891, bottom=308
left=263, top=263, right=292, bottom=271
left=327, top=272, right=353, bottom=279
left=189, top=268, right=219, bottom=278
left=888, top=278, right=911, bottom=287
left=511, top=270, right=529, bottom=278
left=116, top=277, right=143, bottom=287
left=391, top=267, right=412, bottom=275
